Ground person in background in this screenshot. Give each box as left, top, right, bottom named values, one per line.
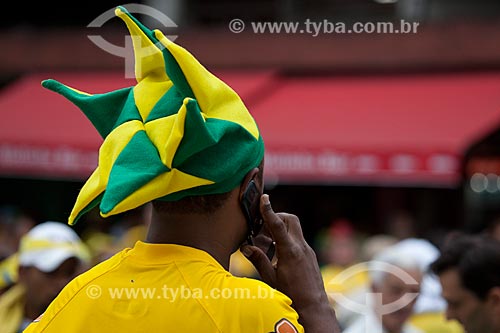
left=383, top=210, right=418, bottom=241
left=0, top=206, right=36, bottom=297
left=0, top=254, right=19, bottom=296
left=394, top=238, right=464, bottom=333
left=0, top=221, right=90, bottom=333
left=484, top=215, right=500, bottom=241
left=0, top=206, right=35, bottom=262
left=430, top=233, right=500, bottom=333
left=359, top=234, right=398, bottom=263
left=319, top=219, right=360, bottom=272
left=320, top=219, right=367, bottom=329
left=342, top=241, right=423, bottom=333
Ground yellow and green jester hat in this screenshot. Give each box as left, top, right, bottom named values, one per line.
left=41, top=6, right=265, bottom=225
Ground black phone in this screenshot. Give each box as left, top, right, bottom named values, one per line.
left=241, top=180, right=275, bottom=260
left=241, top=179, right=263, bottom=244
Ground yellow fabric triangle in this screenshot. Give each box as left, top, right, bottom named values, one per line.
left=117, top=7, right=171, bottom=121
left=101, top=168, right=214, bottom=217
left=154, top=30, right=260, bottom=140
left=144, top=99, right=190, bottom=168
left=69, top=120, right=144, bottom=224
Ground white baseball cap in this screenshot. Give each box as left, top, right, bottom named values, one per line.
left=389, top=238, right=447, bottom=314
left=18, top=221, right=90, bottom=273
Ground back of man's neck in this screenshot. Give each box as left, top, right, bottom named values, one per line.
left=146, top=215, right=232, bottom=270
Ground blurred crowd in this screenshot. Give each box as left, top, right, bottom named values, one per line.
left=313, top=215, right=500, bottom=333
left=0, top=203, right=499, bottom=333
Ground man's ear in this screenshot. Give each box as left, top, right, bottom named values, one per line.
left=239, top=167, right=260, bottom=201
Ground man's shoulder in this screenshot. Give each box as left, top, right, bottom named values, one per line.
left=68, top=248, right=129, bottom=289
left=221, top=276, right=297, bottom=317
left=226, top=275, right=290, bottom=302
left=212, top=276, right=303, bottom=333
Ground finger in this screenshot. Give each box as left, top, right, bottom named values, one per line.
left=260, top=194, right=291, bottom=246
left=257, top=221, right=273, bottom=239
left=252, top=232, right=273, bottom=251
left=275, top=212, right=305, bottom=243
left=240, top=245, right=276, bottom=287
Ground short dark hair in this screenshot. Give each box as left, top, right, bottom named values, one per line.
left=152, top=192, right=232, bottom=215
left=152, top=158, right=264, bottom=215
left=430, top=233, right=500, bottom=300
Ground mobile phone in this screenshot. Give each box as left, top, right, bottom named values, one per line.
left=241, top=180, right=263, bottom=245
left=241, top=180, right=275, bottom=261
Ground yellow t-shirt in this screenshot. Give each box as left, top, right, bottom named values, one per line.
left=321, top=263, right=370, bottom=328
left=409, top=312, right=464, bottom=333
left=0, top=283, right=25, bottom=333
left=0, top=253, right=19, bottom=290
left=23, top=241, right=303, bottom=333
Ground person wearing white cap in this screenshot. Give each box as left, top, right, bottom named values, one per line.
left=0, top=221, right=90, bottom=333
left=398, top=238, right=463, bottom=333
left=342, top=241, right=424, bottom=333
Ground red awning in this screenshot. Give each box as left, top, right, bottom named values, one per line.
left=0, top=70, right=277, bottom=180
left=251, top=71, right=500, bottom=187
left=1, top=70, right=500, bottom=187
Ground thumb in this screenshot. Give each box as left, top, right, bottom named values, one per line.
left=260, top=194, right=289, bottom=246
left=241, top=245, right=276, bottom=287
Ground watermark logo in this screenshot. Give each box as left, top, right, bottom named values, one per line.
left=229, top=18, right=419, bottom=36
left=228, top=19, right=245, bottom=33
left=85, top=284, right=274, bottom=302
left=87, top=3, right=178, bottom=78
left=327, top=261, right=419, bottom=332
left=86, top=284, right=102, bottom=299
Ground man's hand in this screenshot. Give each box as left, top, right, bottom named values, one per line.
left=240, top=194, right=341, bottom=333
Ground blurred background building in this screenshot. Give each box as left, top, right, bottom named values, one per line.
left=1, top=0, right=500, bottom=247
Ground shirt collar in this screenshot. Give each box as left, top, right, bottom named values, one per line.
left=127, top=241, right=225, bottom=271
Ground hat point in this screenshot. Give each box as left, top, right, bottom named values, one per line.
left=115, top=5, right=127, bottom=17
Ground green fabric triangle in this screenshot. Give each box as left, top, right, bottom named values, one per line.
left=42, top=79, right=133, bottom=138
left=173, top=99, right=264, bottom=186
left=72, top=193, right=104, bottom=224
left=111, top=92, right=142, bottom=129
left=100, top=130, right=170, bottom=214
left=145, top=86, right=185, bottom=123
